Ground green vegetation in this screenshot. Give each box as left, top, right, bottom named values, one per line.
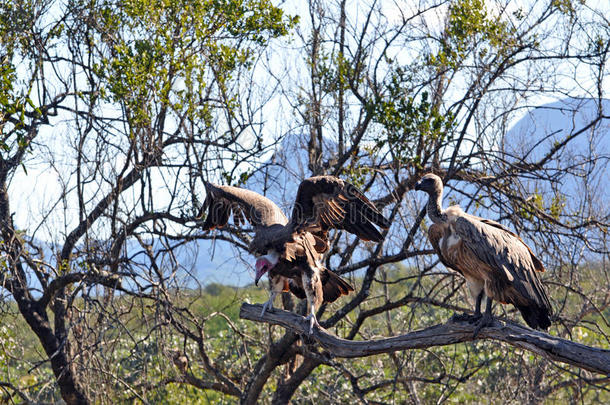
left=1, top=262, right=607, bottom=403
left=1, top=0, right=609, bottom=402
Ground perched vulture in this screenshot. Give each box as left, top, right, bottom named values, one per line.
left=414, top=173, right=552, bottom=334
left=201, top=176, right=390, bottom=333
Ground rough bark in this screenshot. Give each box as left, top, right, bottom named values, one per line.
left=240, top=303, right=610, bottom=376
left=271, top=358, right=321, bottom=405
left=12, top=284, right=89, bottom=404
left=240, top=332, right=300, bottom=405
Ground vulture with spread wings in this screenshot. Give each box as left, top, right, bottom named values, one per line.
left=415, top=173, right=552, bottom=335
left=200, top=176, right=390, bottom=333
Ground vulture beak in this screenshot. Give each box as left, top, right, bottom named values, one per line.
left=414, top=180, right=423, bottom=191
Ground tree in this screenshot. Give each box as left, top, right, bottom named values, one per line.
left=0, top=0, right=295, bottom=403
left=0, top=0, right=608, bottom=404
left=196, top=0, right=609, bottom=403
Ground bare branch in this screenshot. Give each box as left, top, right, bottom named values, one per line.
left=240, top=303, right=610, bottom=376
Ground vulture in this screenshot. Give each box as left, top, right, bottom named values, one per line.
left=414, top=173, right=552, bottom=334
left=200, top=175, right=390, bottom=333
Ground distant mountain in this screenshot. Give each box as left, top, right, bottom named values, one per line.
left=503, top=97, right=610, bottom=211
left=167, top=239, right=254, bottom=287
left=245, top=132, right=311, bottom=209
left=505, top=98, right=609, bottom=161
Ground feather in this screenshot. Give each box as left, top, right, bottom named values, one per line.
left=290, top=176, right=390, bottom=244
left=201, top=181, right=288, bottom=231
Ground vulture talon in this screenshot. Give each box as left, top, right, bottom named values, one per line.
left=304, top=314, right=319, bottom=335
left=472, top=314, right=494, bottom=338
left=260, top=298, right=274, bottom=317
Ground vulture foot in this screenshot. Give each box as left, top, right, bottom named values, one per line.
left=304, top=313, right=319, bottom=335
left=260, top=299, right=274, bottom=317
left=472, top=314, right=494, bottom=338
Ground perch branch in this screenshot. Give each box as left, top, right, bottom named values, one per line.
left=240, top=303, right=610, bottom=375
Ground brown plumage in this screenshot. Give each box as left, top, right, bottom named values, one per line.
left=200, top=175, right=390, bottom=333
left=415, top=173, right=552, bottom=333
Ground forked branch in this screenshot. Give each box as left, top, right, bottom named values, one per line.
left=240, top=303, right=610, bottom=375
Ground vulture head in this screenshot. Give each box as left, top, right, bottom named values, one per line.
left=248, top=225, right=291, bottom=285
left=254, top=250, right=280, bottom=285
left=414, top=173, right=443, bottom=195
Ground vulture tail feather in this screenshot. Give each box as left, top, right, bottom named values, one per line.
left=322, top=270, right=354, bottom=303
left=516, top=304, right=551, bottom=330
left=513, top=269, right=552, bottom=330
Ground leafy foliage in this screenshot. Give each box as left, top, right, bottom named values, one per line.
left=0, top=0, right=609, bottom=403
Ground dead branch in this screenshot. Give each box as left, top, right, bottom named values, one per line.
left=240, top=303, right=610, bottom=376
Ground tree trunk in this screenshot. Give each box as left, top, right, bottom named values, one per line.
left=13, top=288, right=89, bottom=404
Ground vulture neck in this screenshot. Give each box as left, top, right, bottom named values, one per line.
left=426, top=189, right=447, bottom=224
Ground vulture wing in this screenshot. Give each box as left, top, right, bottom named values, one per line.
left=200, top=182, right=288, bottom=230
left=453, top=215, right=552, bottom=328
left=290, top=176, right=391, bottom=243
left=470, top=215, right=545, bottom=272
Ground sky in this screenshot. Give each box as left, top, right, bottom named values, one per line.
left=6, top=0, right=610, bottom=257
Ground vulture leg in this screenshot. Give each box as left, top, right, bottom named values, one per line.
left=472, top=290, right=485, bottom=318
left=260, top=293, right=275, bottom=317
left=473, top=296, right=494, bottom=338
left=304, top=305, right=320, bottom=335
left=261, top=277, right=284, bottom=317
left=302, top=270, right=322, bottom=335
left=451, top=280, right=485, bottom=323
